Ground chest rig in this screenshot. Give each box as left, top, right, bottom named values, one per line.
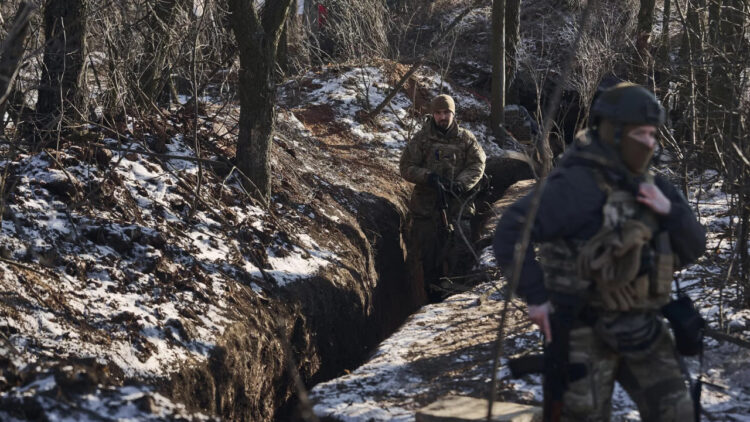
left=423, top=130, right=468, bottom=182
left=539, top=169, right=676, bottom=311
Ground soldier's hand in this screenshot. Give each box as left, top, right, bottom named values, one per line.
left=452, top=183, right=467, bottom=196
left=427, top=172, right=447, bottom=191
left=528, top=301, right=552, bottom=344
left=637, top=183, right=671, bottom=215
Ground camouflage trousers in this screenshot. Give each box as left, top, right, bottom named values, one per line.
left=560, top=320, right=693, bottom=422
left=407, top=214, right=473, bottom=302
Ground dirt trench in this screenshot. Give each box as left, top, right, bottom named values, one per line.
left=163, top=151, right=534, bottom=422
left=158, top=73, right=537, bottom=419
left=165, top=185, right=421, bottom=421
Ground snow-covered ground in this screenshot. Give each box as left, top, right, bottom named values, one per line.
left=311, top=169, right=750, bottom=422
left=0, top=130, right=341, bottom=419
left=678, top=171, right=750, bottom=421
left=283, top=64, right=505, bottom=160
left=0, top=62, right=513, bottom=420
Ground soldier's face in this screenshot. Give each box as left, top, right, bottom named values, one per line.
left=433, top=109, right=454, bottom=129
left=621, top=124, right=658, bottom=174
left=624, top=125, right=658, bottom=149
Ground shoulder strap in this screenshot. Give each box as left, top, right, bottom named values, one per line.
left=590, top=166, right=614, bottom=196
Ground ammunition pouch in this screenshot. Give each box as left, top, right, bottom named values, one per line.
left=578, top=219, right=652, bottom=311
left=661, top=293, right=705, bottom=356
left=540, top=239, right=591, bottom=296
left=650, top=232, right=674, bottom=302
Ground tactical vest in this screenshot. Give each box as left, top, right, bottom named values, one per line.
left=539, top=169, right=676, bottom=312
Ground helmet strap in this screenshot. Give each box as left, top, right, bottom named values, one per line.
left=613, top=124, right=623, bottom=146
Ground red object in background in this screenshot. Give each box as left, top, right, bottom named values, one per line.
left=317, top=4, right=328, bottom=29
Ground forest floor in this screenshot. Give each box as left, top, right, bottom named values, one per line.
left=0, top=61, right=513, bottom=421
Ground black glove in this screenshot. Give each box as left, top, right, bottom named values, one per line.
left=452, top=183, right=467, bottom=195
left=427, top=172, right=447, bottom=190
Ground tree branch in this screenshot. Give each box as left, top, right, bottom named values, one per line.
left=260, top=0, right=293, bottom=45
left=0, top=2, right=35, bottom=107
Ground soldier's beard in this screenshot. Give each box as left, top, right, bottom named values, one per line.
left=620, top=136, right=654, bottom=174
left=436, top=119, right=451, bottom=129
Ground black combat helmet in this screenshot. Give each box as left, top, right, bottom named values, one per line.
left=590, top=82, right=665, bottom=128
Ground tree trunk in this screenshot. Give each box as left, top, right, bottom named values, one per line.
left=635, top=0, right=656, bottom=85
left=490, top=0, right=506, bottom=141
left=37, top=0, right=87, bottom=121
left=707, top=0, right=722, bottom=44
left=137, top=0, right=186, bottom=108
left=505, top=0, right=520, bottom=83
left=661, top=0, right=671, bottom=50
left=674, top=0, right=703, bottom=170
left=709, top=0, right=743, bottom=142
left=278, top=16, right=290, bottom=75
left=228, top=0, right=293, bottom=205
left=656, top=0, right=671, bottom=95
left=679, top=0, right=703, bottom=64
left=0, top=2, right=34, bottom=111
left=236, top=55, right=276, bottom=205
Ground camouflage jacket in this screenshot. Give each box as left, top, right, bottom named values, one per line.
left=399, top=118, right=486, bottom=218
left=492, top=130, right=706, bottom=305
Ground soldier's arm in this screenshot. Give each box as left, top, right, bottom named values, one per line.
left=655, top=176, right=707, bottom=266
left=493, top=193, right=548, bottom=304
left=399, top=132, right=431, bottom=185
left=493, top=167, right=604, bottom=305
left=455, top=132, right=486, bottom=189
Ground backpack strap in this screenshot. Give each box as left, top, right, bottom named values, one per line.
left=590, top=166, right=614, bottom=196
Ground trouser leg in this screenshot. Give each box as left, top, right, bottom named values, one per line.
left=561, top=325, right=618, bottom=422
left=443, top=218, right=474, bottom=279
left=408, top=216, right=444, bottom=302
left=616, top=328, right=694, bottom=422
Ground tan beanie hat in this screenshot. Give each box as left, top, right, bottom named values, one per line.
left=431, top=94, right=455, bottom=114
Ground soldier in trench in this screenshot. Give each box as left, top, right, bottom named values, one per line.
left=493, top=83, right=706, bottom=421
left=400, top=94, right=486, bottom=303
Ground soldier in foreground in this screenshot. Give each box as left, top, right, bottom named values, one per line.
left=493, top=83, right=706, bottom=421
left=400, top=94, right=486, bottom=303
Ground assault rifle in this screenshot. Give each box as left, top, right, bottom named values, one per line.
left=508, top=306, right=587, bottom=422
left=435, top=179, right=454, bottom=234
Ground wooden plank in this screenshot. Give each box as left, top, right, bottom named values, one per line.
left=416, top=396, right=541, bottom=422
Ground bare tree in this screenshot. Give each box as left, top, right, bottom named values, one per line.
left=707, top=0, right=722, bottom=44
left=36, top=0, right=88, bottom=124
left=709, top=0, right=750, bottom=301
left=679, top=0, right=703, bottom=67
left=137, top=0, right=188, bottom=107
left=635, top=0, right=655, bottom=86
left=299, top=0, right=390, bottom=66
left=657, top=0, right=671, bottom=63
left=228, top=0, right=293, bottom=204
left=0, top=2, right=34, bottom=112
left=490, top=0, right=506, bottom=141
left=505, top=0, right=520, bottom=83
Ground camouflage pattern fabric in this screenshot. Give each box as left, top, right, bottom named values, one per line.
left=399, top=118, right=486, bottom=218
left=400, top=117, right=485, bottom=301
left=536, top=138, right=692, bottom=420
left=562, top=321, right=693, bottom=422
left=493, top=126, right=706, bottom=422
left=407, top=215, right=473, bottom=302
